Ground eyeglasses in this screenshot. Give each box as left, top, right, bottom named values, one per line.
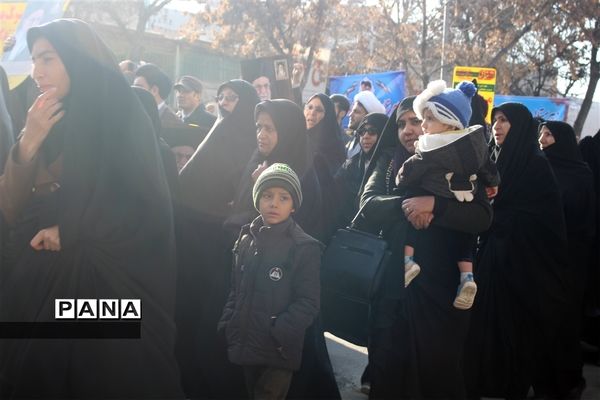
left=358, top=127, right=379, bottom=137
left=304, top=104, right=325, bottom=113
left=216, top=94, right=239, bottom=103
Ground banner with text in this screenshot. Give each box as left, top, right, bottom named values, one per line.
left=453, top=66, right=496, bottom=124
left=494, top=95, right=570, bottom=121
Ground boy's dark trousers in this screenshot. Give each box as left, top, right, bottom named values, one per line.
left=243, top=366, right=293, bottom=400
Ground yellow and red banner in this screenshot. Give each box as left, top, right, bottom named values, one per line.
left=452, top=66, right=497, bottom=123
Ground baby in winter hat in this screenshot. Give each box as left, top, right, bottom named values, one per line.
left=396, top=80, right=501, bottom=310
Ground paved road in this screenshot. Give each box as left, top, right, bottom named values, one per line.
left=325, top=333, right=600, bottom=400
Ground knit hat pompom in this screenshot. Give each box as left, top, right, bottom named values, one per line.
left=457, top=81, right=477, bottom=99
left=413, top=79, right=474, bottom=130
left=253, top=163, right=303, bottom=211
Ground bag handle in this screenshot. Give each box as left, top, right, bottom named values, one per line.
left=348, top=198, right=372, bottom=230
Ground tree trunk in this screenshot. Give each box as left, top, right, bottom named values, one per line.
left=573, top=44, right=599, bottom=139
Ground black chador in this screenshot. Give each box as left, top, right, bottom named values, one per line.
left=175, top=80, right=260, bottom=399
left=0, top=19, right=183, bottom=399
left=465, top=103, right=572, bottom=399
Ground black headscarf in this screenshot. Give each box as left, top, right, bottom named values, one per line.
left=253, top=99, right=309, bottom=176
left=354, top=112, right=389, bottom=181
left=356, top=113, right=389, bottom=156
left=178, top=79, right=260, bottom=220
left=230, top=99, right=308, bottom=217
left=334, top=112, right=388, bottom=227
left=541, top=121, right=588, bottom=167
left=227, top=99, right=326, bottom=240
left=360, top=102, right=413, bottom=195
left=306, top=93, right=346, bottom=174
left=26, top=19, right=172, bottom=251
left=0, top=18, right=182, bottom=398
left=490, top=102, right=541, bottom=203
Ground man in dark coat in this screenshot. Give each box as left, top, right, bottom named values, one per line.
left=174, top=75, right=217, bottom=131
left=134, top=63, right=183, bottom=128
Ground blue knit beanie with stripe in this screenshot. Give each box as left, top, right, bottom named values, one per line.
left=413, top=80, right=476, bottom=130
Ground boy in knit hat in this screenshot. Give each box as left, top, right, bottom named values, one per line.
left=218, top=163, right=321, bottom=400
left=396, top=80, right=500, bottom=310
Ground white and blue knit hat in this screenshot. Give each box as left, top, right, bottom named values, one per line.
left=413, top=80, right=476, bottom=130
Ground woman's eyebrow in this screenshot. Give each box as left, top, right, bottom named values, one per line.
left=31, top=49, right=56, bottom=60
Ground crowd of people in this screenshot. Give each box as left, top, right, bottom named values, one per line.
left=0, top=18, right=598, bottom=400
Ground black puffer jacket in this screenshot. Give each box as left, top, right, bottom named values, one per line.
left=218, top=216, right=321, bottom=371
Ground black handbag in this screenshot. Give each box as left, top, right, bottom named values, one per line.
left=321, top=201, right=391, bottom=346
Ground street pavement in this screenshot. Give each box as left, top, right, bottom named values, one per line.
left=325, top=333, right=600, bottom=400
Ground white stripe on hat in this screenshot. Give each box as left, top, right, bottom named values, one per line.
left=425, top=101, right=464, bottom=130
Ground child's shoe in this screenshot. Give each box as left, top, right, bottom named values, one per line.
left=404, top=260, right=421, bottom=287
left=453, top=273, right=477, bottom=310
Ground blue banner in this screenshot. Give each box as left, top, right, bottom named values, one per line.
left=328, top=71, right=406, bottom=117
left=494, top=95, right=570, bottom=121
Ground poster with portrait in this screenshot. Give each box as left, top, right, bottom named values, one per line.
left=291, top=44, right=331, bottom=101
left=328, top=70, right=406, bottom=120
left=241, top=56, right=293, bottom=101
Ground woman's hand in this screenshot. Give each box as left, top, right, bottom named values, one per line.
left=402, top=196, right=435, bottom=230
left=18, top=88, right=64, bottom=162
left=30, top=225, right=61, bottom=251
left=251, top=161, right=269, bottom=182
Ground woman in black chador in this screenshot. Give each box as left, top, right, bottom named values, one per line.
left=538, top=120, right=594, bottom=397
left=578, top=129, right=600, bottom=358
left=304, top=93, right=346, bottom=243
left=465, top=103, right=572, bottom=399
left=334, top=112, right=388, bottom=228
left=175, top=79, right=260, bottom=398
left=226, top=99, right=322, bottom=241
left=0, top=19, right=182, bottom=398
left=359, top=98, right=493, bottom=399
left=304, top=93, right=346, bottom=175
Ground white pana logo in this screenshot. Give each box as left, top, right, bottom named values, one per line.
left=269, top=267, right=283, bottom=281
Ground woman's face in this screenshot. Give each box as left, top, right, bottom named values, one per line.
left=256, top=111, right=278, bottom=156
left=31, top=37, right=70, bottom=99
left=358, top=123, right=379, bottom=153
left=538, top=125, right=556, bottom=150
left=217, top=87, right=239, bottom=114
left=304, top=97, right=325, bottom=130
left=492, top=111, right=511, bottom=146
